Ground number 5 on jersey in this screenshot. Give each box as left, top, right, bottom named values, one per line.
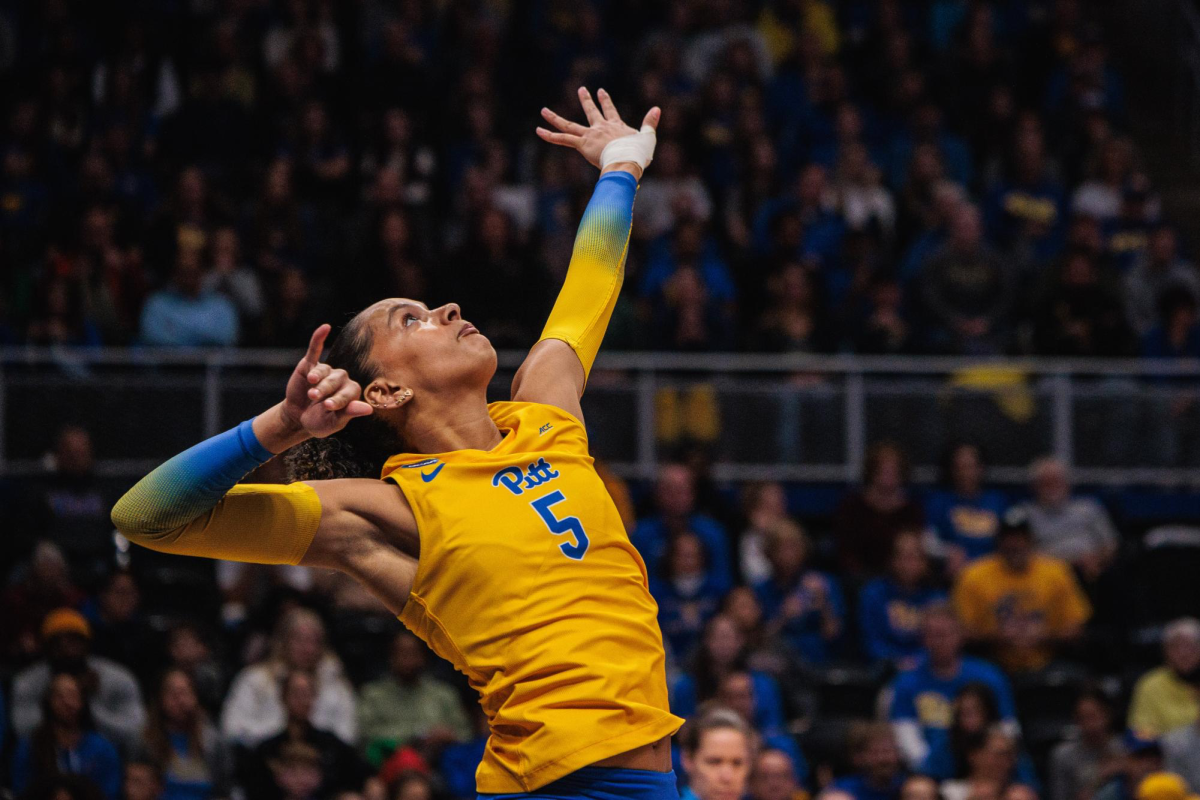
left=531, top=491, right=590, bottom=560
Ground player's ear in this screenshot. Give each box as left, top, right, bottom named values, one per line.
left=364, top=379, right=413, bottom=410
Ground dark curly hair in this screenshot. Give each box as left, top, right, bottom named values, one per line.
left=285, top=315, right=405, bottom=481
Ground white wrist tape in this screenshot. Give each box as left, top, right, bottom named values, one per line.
left=599, top=125, right=657, bottom=170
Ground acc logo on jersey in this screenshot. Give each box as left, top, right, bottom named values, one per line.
left=492, top=458, right=560, bottom=496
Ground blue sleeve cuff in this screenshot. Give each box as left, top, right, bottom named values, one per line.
left=238, top=418, right=275, bottom=462
left=597, top=170, right=638, bottom=192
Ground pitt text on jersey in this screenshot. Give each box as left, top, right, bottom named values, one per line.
left=491, top=459, right=589, bottom=561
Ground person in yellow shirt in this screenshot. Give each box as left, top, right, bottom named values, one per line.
left=953, top=509, right=1091, bottom=673
left=1128, top=617, right=1200, bottom=737
left=111, top=88, right=686, bottom=799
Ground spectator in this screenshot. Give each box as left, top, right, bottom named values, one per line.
left=1163, top=683, right=1200, bottom=792
left=391, top=771, right=437, bottom=800
left=12, top=608, right=146, bottom=751
left=1051, top=688, right=1125, bottom=800
left=953, top=509, right=1091, bottom=673
left=835, top=442, right=925, bottom=578
left=220, top=607, right=356, bottom=747
left=739, top=482, right=790, bottom=585
left=35, top=425, right=115, bottom=586
left=889, top=605, right=1018, bottom=771
left=242, top=671, right=377, bottom=800
left=755, top=262, right=824, bottom=353
left=830, top=722, right=906, bottom=800
left=138, top=248, right=239, bottom=346
left=201, top=226, right=264, bottom=330
left=163, top=623, right=226, bottom=718
left=1093, top=733, right=1165, bottom=800
left=121, top=759, right=165, bottom=800
left=1124, top=226, right=1200, bottom=337
left=357, top=630, right=471, bottom=767
left=1022, top=458, right=1119, bottom=584
left=1128, top=618, right=1200, bottom=737
left=859, top=530, right=947, bottom=667
left=721, top=587, right=794, bottom=678
left=672, top=614, right=786, bottom=730
left=635, top=139, right=714, bottom=241
left=1033, top=247, right=1130, bottom=357
left=923, top=683, right=1039, bottom=784
left=1, top=542, right=86, bottom=662
left=11, top=671, right=122, bottom=800
left=754, top=520, right=845, bottom=666
left=940, top=727, right=1032, bottom=800
left=716, top=672, right=806, bottom=782
left=138, top=668, right=232, bottom=800
left=900, top=776, right=940, bottom=800
left=653, top=531, right=726, bottom=663
left=750, top=748, right=810, bottom=800
left=641, top=219, right=738, bottom=351
left=926, top=443, right=1008, bottom=573
left=917, top=202, right=1013, bottom=355
left=680, top=706, right=754, bottom=800
left=1141, top=288, right=1200, bottom=361
left=81, top=570, right=154, bottom=680
left=633, top=463, right=733, bottom=594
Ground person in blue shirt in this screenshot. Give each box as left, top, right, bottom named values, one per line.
left=716, top=671, right=808, bottom=786
left=925, top=443, right=1008, bottom=574
left=754, top=519, right=845, bottom=666
left=672, top=614, right=785, bottom=731
left=888, top=604, right=1017, bottom=772
left=651, top=531, right=725, bottom=664
left=633, top=462, right=733, bottom=594
left=921, top=683, right=1039, bottom=785
left=860, top=530, right=947, bottom=667
left=830, top=722, right=907, bottom=800
left=11, top=671, right=122, bottom=799
left=139, top=249, right=239, bottom=346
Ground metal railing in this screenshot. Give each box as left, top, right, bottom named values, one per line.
left=3, top=347, right=1200, bottom=486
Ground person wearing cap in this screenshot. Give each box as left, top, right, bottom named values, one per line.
left=1128, top=618, right=1200, bottom=737
left=1136, top=773, right=1200, bottom=800
left=1093, top=732, right=1166, bottom=800
left=11, top=607, right=146, bottom=752
left=953, top=508, right=1091, bottom=673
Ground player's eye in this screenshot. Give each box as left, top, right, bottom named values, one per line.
left=404, top=314, right=416, bottom=327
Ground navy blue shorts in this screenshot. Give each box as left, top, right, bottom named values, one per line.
left=477, top=767, right=679, bottom=800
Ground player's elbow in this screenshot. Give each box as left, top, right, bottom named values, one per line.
left=110, top=492, right=170, bottom=542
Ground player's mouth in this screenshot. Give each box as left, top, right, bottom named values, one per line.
left=458, top=323, right=479, bottom=339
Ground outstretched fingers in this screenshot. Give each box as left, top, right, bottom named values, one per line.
left=596, top=88, right=620, bottom=121
left=541, top=107, right=586, bottom=135
left=577, top=86, right=603, bottom=125
left=303, top=324, right=330, bottom=367
left=536, top=127, right=582, bottom=148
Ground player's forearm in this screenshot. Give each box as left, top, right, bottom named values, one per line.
left=538, top=170, right=638, bottom=379
left=111, top=418, right=319, bottom=565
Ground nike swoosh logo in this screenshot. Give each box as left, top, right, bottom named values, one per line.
left=420, top=463, right=445, bottom=482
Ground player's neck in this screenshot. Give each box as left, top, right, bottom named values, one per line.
left=401, top=395, right=502, bottom=454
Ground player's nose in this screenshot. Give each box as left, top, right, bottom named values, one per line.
left=434, top=303, right=462, bottom=324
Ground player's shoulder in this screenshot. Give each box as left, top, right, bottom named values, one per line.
left=487, top=401, right=589, bottom=451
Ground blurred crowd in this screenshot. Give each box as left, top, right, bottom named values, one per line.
left=4, top=0, right=1200, bottom=799
left=1, top=0, right=1199, bottom=360
left=4, top=422, right=1200, bottom=800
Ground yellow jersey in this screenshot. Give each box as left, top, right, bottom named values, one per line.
left=953, top=553, right=1091, bottom=672
left=380, top=401, right=684, bottom=793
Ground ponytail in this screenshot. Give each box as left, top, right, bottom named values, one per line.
left=285, top=317, right=404, bottom=481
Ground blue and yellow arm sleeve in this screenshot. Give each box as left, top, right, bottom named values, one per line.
left=111, top=419, right=319, bottom=565
left=538, top=170, right=638, bottom=381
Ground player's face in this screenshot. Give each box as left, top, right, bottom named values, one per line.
left=683, top=729, right=751, bottom=800
left=360, top=298, right=497, bottom=400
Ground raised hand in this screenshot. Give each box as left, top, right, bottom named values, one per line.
left=537, top=87, right=660, bottom=176
left=281, top=324, right=373, bottom=439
